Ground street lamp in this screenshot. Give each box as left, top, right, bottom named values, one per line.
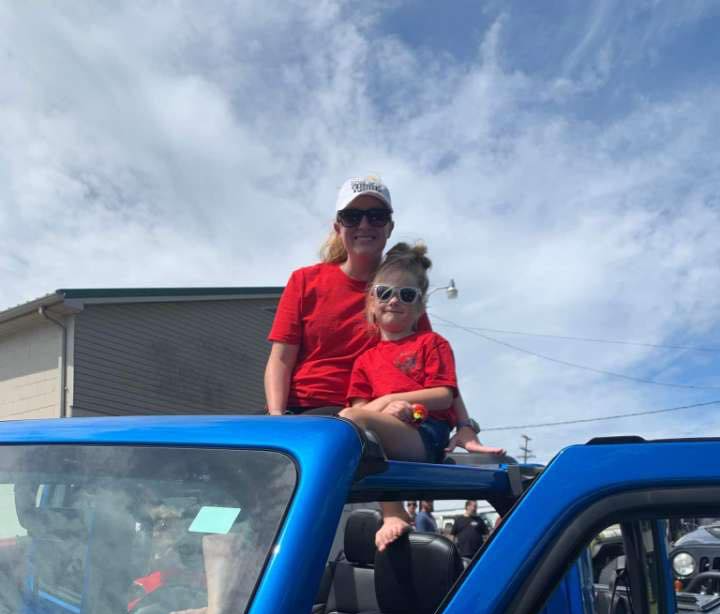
left=427, top=279, right=458, bottom=300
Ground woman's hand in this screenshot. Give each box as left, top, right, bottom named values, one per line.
left=380, top=400, right=413, bottom=423
left=445, top=426, right=506, bottom=455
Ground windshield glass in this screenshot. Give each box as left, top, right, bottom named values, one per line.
left=0, top=445, right=296, bottom=614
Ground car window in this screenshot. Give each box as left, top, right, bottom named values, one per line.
left=0, top=445, right=296, bottom=614
left=638, top=520, right=662, bottom=614
left=533, top=520, right=666, bottom=614
left=0, top=483, right=26, bottom=539
left=530, top=514, right=720, bottom=614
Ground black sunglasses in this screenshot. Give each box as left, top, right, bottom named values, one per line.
left=336, top=207, right=392, bottom=228
left=372, top=284, right=422, bottom=304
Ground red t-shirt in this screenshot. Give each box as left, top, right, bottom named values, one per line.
left=268, top=263, right=431, bottom=408
left=346, top=331, right=458, bottom=426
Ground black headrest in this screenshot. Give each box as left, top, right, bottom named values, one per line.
left=344, top=508, right=382, bottom=565
left=374, top=532, right=463, bottom=614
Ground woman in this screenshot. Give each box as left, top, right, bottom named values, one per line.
left=264, top=175, right=502, bottom=454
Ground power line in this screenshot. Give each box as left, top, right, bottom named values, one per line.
left=434, top=323, right=720, bottom=353
left=430, top=313, right=720, bottom=391
left=482, top=399, right=720, bottom=432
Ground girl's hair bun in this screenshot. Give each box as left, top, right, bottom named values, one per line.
left=373, top=241, right=432, bottom=296
left=385, top=241, right=432, bottom=271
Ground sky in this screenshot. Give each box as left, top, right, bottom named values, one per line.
left=2, top=1, right=720, bottom=462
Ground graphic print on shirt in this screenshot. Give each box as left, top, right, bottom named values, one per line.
left=394, top=351, right=418, bottom=375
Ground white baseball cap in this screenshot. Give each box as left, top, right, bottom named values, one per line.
left=335, top=176, right=393, bottom=212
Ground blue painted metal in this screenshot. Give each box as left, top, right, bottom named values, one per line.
left=5, top=418, right=719, bottom=614
left=540, top=559, right=587, bottom=614
left=655, top=520, right=676, bottom=614
left=36, top=591, right=80, bottom=613
left=352, top=459, right=516, bottom=497
left=444, top=440, right=720, bottom=614
left=0, top=415, right=352, bottom=449
left=0, top=416, right=364, bottom=614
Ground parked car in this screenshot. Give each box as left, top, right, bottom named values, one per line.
left=669, top=521, right=720, bottom=593
left=0, top=417, right=719, bottom=614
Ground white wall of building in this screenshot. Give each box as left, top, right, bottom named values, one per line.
left=0, top=318, right=61, bottom=421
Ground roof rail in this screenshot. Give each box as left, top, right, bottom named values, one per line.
left=586, top=436, right=646, bottom=445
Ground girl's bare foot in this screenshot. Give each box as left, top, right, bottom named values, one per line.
left=376, top=515, right=411, bottom=552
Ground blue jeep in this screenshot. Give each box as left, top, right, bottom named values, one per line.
left=0, top=416, right=718, bottom=614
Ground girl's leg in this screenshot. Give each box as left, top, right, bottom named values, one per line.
left=339, top=407, right=427, bottom=550
left=377, top=501, right=410, bottom=552
left=338, top=406, right=426, bottom=460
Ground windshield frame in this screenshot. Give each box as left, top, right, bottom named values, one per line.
left=0, top=415, right=366, bottom=614
left=0, top=443, right=298, bottom=614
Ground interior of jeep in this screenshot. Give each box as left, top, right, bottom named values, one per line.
left=303, top=445, right=539, bottom=614
left=310, top=504, right=720, bottom=614
left=312, top=505, right=468, bottom=614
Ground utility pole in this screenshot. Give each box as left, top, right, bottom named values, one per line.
left=520, top=434, right=535, bottom=463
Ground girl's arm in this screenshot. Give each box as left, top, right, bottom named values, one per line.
left=360, top=386, right=454, bottom=414
left=382, top=387, right=454, bottom=412
left=264, top=342, right=300, bottom=415
left=446, top=393, right=506, bottom=455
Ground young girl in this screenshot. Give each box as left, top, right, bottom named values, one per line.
left=339, top=241, right=462, bottom=551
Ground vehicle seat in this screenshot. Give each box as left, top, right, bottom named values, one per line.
left=83, top=497, right=137, bottom=613
left=374, top=532, right=463, bottom=614
left=597, top=555, right=628, bottom=614
left=322, top=509, right=383, bottom=614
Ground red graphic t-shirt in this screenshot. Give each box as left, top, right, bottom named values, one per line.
left=268, top=263, right=430, bottom=408
left=346, top=331, right=458, bottom=426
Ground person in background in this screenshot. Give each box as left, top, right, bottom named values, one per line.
left=451, top=500, right=489, bottom=558
left=415, top=501, right=438, bottom=533
left=405, top=500, right=418, bottom=526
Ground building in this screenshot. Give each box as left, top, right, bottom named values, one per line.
left=0, top=287, right=282, bottom=420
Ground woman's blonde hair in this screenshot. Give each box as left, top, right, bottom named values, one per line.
left=365, top=241, right=432, bottom=329
left=318, top=228, right=348, bottom=264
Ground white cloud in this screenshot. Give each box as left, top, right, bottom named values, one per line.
left=1, top=3, right=719, bottom=460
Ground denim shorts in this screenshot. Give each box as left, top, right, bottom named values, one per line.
left=418, top=418, right=451, bottom=463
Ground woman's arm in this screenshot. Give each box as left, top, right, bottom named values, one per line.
left=264, top=342, right=300, bottom=415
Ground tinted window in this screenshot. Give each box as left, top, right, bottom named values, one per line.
left=0, top=445, right=296, bottom=614
left=534, top=523, right=643, bottom=614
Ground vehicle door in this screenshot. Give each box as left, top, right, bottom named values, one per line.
left=440, top=439, right=720, bottom=614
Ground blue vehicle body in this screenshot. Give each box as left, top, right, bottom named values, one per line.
left=0, top=417, right=718, bottom=614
